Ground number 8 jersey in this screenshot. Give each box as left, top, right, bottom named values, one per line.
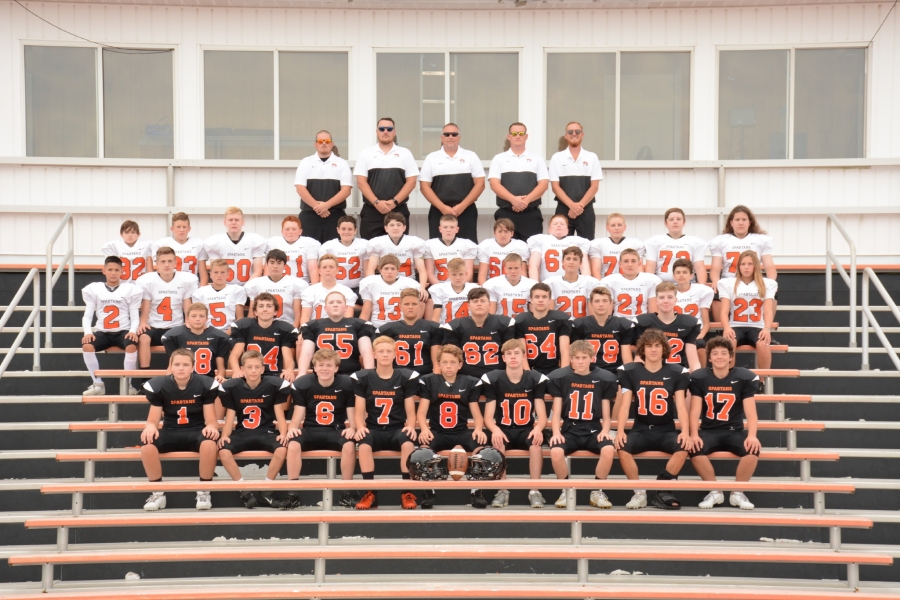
left=351, top=368, right=420, bottom=430
left=617, top=362, right=690, bottom=427
left=418, top=373, right=482, bottom=432
left=292, top=373, right=355, bottom=429
left=219, top=376, right=292, bottom=430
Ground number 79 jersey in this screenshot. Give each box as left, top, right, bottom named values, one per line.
left=291, top=373, right=355, bottom=429
left=616, top=362, right=690, bottom=427
left=546, top=367, right=618, bottom=431
left=440, top=314, right=515, bottom=378
left=351, top=368, right=420, bottom=430
left=219, top=376, right=291, bottom=430
left=689, top=367, right=759, bottom=430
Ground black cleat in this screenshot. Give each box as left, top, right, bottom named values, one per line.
left=650, top=490, right=682, bottom=510
left=421, top=489, right=436, bottom=510
left=470, top=490, right=488, bottom=509
left=240, top=491, right=258, bottom=509
left=338, top=491, right=360, bottom=508
left=279, top=491, right=302, bottom=510
left=258, top=490, right=283, bottom=509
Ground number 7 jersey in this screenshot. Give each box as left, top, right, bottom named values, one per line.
left=351, top=368, right=420, bottom=430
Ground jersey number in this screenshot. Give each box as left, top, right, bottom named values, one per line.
left=557, top=296, right=587, bottom=318
left=374, top=397, right=393, bottom=425
left=102, top=305, right=120, bottom=330
left=567, top=390, right=594, bottom=420
left=337, top=257, right=362, bottom=281
left=242, top=405, right=261, bottom=429
left=725, top=252, right=741, bottom=274
left=525, top=333, right=557, bottom=361
left=500, top=399, right=532, bottom=427
left=194, top=348, right=213, bottom=375
left=157, top=297, right=173, bottom=322
left=247, top=344, right=280, bottom=371
left=659, top=250, right=690, bottom=273
left=121, top=257, right=147, bottom=280
left=283, top=257, right=303, bottom=278
left=176, top=406, right=188, bottom=425
left=544, top=249, right=560, bottom=273
left=704, top=392, right=737, bottom=422
left=175, top=256, right=198, bottom=275
left=395, top=340, right=424, bottom=367
left=463, top=342, right=499, bottom=366
left=617, top=293, right=644, bottom=317
left=209, top=302, right=228, bottom=327
left=226, top=259, right=253, bottom=283
left=601, top=256, right=617, bottom=278
left=316, top=401, right=335, bottom=425
left=439, top=402, right=459, bottom=429
left=376, top=297, right=402, bottom=322
left=488, top=257, right=503, bottom=278
left=499, top=298, right=527, bottom=316
left=443, top=301, right=470, bottom=322
left=588, top=339, right=620, bottom=364
left=316, top=333, right=354, bottom=359
left=732, top=298, right=764, bottom=323
left=666, top=338, right=685, bottom=364
left=674, top=304, right=699, bottom=317
left=637, top=388, right=669, bottom=416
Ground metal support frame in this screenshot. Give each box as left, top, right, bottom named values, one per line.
left=56, top=526, right=68, bottom=552
left=800, top=460, right=811, bottom=482
left=861, top=267, right=900, bottom=371
left=830, top=526, right=841, bottom=550
left=45, top=213, right=75, bottom=349
left=0, top=269, right=41, bottom=378
left=814, top=491, right=825, bottom=515
left=72, top=492, right=83, bottom=516
left=41, top=564, right=53, bottom=590
left=847, top=563, right=859, bottom=589
left=824, top=214, right=857, bottom=347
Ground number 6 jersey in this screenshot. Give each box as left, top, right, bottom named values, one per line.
left=351, top=368, right=420, bottom=430
left=143, top=374, right=220, bottom=429
left=81, top=282, right=143, bottom=334
left=292, top=373, right=355, bottom=430
left=219, top=376, right=292, bottom=431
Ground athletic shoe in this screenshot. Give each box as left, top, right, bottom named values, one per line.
left=400, top=492, right=418, bottom=510
left=338, top=491, right=360, bottom=508
left=650, top=491, right=682, bottom=510
left=83, top=383, right=105, bottom=396
left=589, top=490, right=612, bottom=509
left=258, top=491, right=282, bottom=508
left=143, top=491, right=166, bottom=511
left=127, top=385, right=141, bottom=396
left=421, top=490, right=436, bottom=510
left=470, top=490, right=488, bottom=509
left=195, top=491, right=212, bottom=510
left=280, top=492, right=301, bottom=510
left=240, top=491, right=258, bottom=509
left=555, top=490, right=568, bottom=508
left=355, top=491, right=378, bottom=510
left=699, top=490, right=724, bottom=509
left=528, top=491, right=545, bottom=509
left=730, top=492, right=755, bottom=510
left=491, top=490, right=510, bottom=508
left=625, top=490, right=647, bottom=509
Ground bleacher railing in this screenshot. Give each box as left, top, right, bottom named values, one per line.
left=0, top=268, right=40, bottom=377
left=825, top=213, right=857, bottom=348
left=861, top=267, right=900, bottom=371
left=44, top=212, right=74, bottom=349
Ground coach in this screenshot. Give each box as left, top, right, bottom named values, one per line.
left=294, top=131, right=353, bottom=243
left=419, top=123, right=485, bottom=243
left=549, top=122, right=603, bottom=239
left=354, top=118, right=419, bottom=240
left=488, top=122, right=549, bottom=242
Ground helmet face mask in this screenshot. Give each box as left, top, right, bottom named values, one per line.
left=465, top=447, right=507, bottom=481
left=407, top=448, right=449, bottom=481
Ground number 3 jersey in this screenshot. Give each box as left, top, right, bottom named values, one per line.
left=481, top=370, right=548, bottom=430
left=689, top=367, right=759, bottom=430
left=350, top=368, right=420, bottom=430
left=292, top=373, right=355, bottom=430
left=716, top=277, right=778, bottom=329
left=300, top=317, right=375, bottom=374
left=229, top=318, right=299, bottom=375
left=616, top=362, right=690, bottom=427
left=160, top=326, right=233, bottom=376
left=634, top=313, right=701, bottom=368
left=513, top=310, right=573, bottom=374
left=546, top=366, right=618, bottom=433
left=441, top=314, right=515, bottom=378
left=143, top=374, right=220, bottom=429
left=219, top=376, right=291, bottom=431
left=81, top=282, right=143, bottom=334
left=418, top=373, right=482, bottom=433
left=375, top=319, right=443, bottom=374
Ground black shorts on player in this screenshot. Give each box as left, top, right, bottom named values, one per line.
left=146, top=428, right=210, bottom=453
left=219, top=428, right=282, bottom=454
left=300, top=210, right=346, bottom=244
left=498, top=427, right=535, bottom=451
left=550, top=425, right=613, bottom=456
left=690, top=428, right=758, bottom=458
left=429, top=429, right=478, bottom=453
left=298, top=427, right=354, bottom=452
left=88, top=330, right=136, bottom=352
left=732, top=327, right=765, bottom=348
left=144, top=327, right=170, bottom=346
left=621, top=423, right=684, bottom=455
left=358, top=427, right=415, bottom=452
left=695, top=338, right=707, bottom=349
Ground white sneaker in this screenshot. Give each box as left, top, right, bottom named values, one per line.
left=143, top=492, right=166, bottom=511
left=528, top=491, right=545, bottom=508
left=555, top=489, right=568, bottom=508
left=699, top=490, right=725, bottom=509
left=590, top=490, right=612, bottom=509
left=625, top=490, right=647, bottom=509
left=730, top=492, right=754, bottom=510
left=83, top=383, right=105, bottom=396
left=491, top=490, right=510, bottom=508
left=196, top=491, right=212, bottom=510
left=127, top=385, right=141, bottom=396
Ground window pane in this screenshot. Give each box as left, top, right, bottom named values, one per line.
left=718, top=50, right=788, bottom=160
left=377, top=53, right=445, bottom=160
left=546, top=53, right=615, bottom=160
left=25, top=46, right=97, bottom=157
left=103, top=49, right=174, bottom=159
left=280, top=52, right=349, bottom=161
left=620, top=52, right=690, bottom=160
left=204, top=51, right=274, bottom=160
left=450, top=53, right=518, bottom=160
left=794, top=48, right=865, bottom=159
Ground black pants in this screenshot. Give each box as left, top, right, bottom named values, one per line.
left=555, top=202, right=596, bottom=239
left=359, top=202, right=410, bottom=240
left=494, top=207, right=542, bottom=242
left=428, top=203, right=479, bottom=243
left=299, top=209, right=345, bottom=244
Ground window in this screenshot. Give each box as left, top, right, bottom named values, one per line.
left=377, top=52, right=519, bottom=160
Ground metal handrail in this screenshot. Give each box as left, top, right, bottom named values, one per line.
left=45, top=213, right=74, bottom=349
left=824, top=214, right=857, bottom=347
left=861, top=267, right=900, bottom=372
left=0, top=268, right=40, bottom=378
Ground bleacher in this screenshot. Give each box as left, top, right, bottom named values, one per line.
left=0, top=245, right=899, bottom=599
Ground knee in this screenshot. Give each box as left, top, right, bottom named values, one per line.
left=274, top=446, right=287, bottom=458
left=199, top=441, right=217, bottom=455
left=83, top=344, right=96, bottom=353
left=549, top=448, right=564, bottom=460
left=601, top=446, right=615, bottom=458
left=125, top=346, right=137, bottom=353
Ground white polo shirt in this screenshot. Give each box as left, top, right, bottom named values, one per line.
left=294, top=152, right=353, bottom=210
left=353, top=143, right=419, bottom=201
left=548, top=147, right=603, bottom=205
left=419, top=147, right=485, bottom=206
left=487, top=149, right=549, bottom=210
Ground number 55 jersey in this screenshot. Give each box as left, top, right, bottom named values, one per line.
left=300, top=317, right=375, bottom=375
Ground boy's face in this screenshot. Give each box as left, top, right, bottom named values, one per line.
left=313, top=358, right=339, bottom=380
left=643, top=342, right=664, bottom=363
left=439, top=221, right=459, bottom=239
left=266, top=259, right=285, bottom=278
left=530, top=289, right=551, bottom=313
left=171, top=220, right=191, bottom=242
left=282, top=221, right=301, bottom=243
left=385, top=220, right=405, bottom=238
left=243, top=358, right=265, bottom=379
left=210, top=266, right=229, bottom=286
left=400, top=295, right=419, bottom=320
left=374, top=343, right=395, bottom=366
left=494, top=226, right=513, bottom=246
left=438, top=353, right=462, bottom=378
left=548, top=218, right=568, bottom=239
left=187, top=310, right=207, bottom=330
left=709, top=346, right=732, bottom=370
left=571, top=351, right=593, bottom=374
left=224, top=213, right=244, bottom=234
left=156, top=254, right=176, bottom=275
left=103, top=262, right=122, bottom=284
left=606, top=217, right=625, bottom=239
left=121, top=229, right=140, bottom=245
left=380, top=264, right=399, bottom=283
left=503, top=347, right=524, bottom=370
left=255, top=300, right=276, bottom=321
left=338, top=222, right=357, bottom=242
left=170, top=355, right=194, bottom=378
left=656, top=290, right=676, bottom=313
left=324, top=295, right=346, bottom=318
left=449, top=269, right=467, bottom=287
left=563, top=252, right=581, bottom=274
left=673, top=266, right=692, bottom=286
left=591, top=294, right=611, bottom=317
left=620, top=254, right=640, bottom=277
left=318, top=260, right=337, bottom=280
left=469, top=295, right=490, bottom=317
left=504, top=260, right=522, bottom=279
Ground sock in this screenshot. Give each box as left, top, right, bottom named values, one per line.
left=200, top=477, right=212, bottom=482
left=83, top=352, right=102, bottom=384
left=264, top=477, right=274, bottom=482
left=401, top=472, right=411, bottom=480
left=362, top=471, right=375, bottom=480
left=471, top=488, right=479, bottom=494
left=123, top=352, right=138, bottom=386
left=236, top=478, right=244, bottom=483
left=657, top=469, right=678, bottom=481
left=149, top=477, right=162, bottom=483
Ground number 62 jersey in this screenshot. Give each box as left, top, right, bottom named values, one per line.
left=351, top=368, right=420, bottom=430
left=441, top=314, right=515, bottom=378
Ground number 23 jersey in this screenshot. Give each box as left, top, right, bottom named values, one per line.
left=351, top=368, right=420, bottom=430
left=617, top=362, right=690, bottom=427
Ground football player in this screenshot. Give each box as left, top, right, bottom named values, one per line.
left=318, top=215, right=369, bottom=293
left=672, top=258, right=714, bottom=366
left=422, top=214, right=477, bottom=284
left=441, top=287, right=515, bottom=379
left=192, top=259, right=247, bottom=334
left=635, top=282, right=702, bottom=373
left=161, top=303, right=232, bottom=382
left=299, top=253, right=358, bottom=322
left=513, top=282, right=572, bottom=374
left=297, top=291, right=375, bottom=376
left=244, top=249, right=309, bottom=328
left=589, top=213, right=646, bottom=280
left=476, top=218, right=529, bottom=285
left=599, top=248, right=661, bottom=321
left=430, top=258, right=478, bottom=325
left=570, top=286, right=635, bottom=374
left=708, top=205, right=777, bottom=289
left=717, top=250, right=777, bottom=371
left=202, top=206, right=266, bottom=286
left=527, top=214, right=590, bottom=282
left=483, top=253, right=537, bottom=318
left=228, top=292, right=298, bottom=382
left=151, top=212, right=207, bottom=280
left=376, top=288, right=443, bottom=375
left=359, top=254, right=426, bottom=327
left=364, top=212, right=426, bottom=287
left=100, top=220, right=153, bottom=283
left=264, top=216, right=321, bottom=283
left=643, top=207, right=707, bottom=284
left=545, top=246, right=601, bottom=319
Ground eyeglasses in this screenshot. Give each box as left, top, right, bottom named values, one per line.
left=509, top=131, right=527, bottom=137
left=316, top=139, right=332, bottom=144
left=441, top=132, right=460, bottom=137
left=566, top=129, right=583, bottom=136
left=378, top=126, right=395, bottom=132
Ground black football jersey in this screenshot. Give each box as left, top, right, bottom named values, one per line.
left=376, top=319, right=443, bottom=374
left=418, top=373, right=482, bottom=433
left=513, top=310, right=573, bottom=374
left=230, top=318, right=299, bottom=375
left=634, top=313, right=701, bottom=368
left=143, top=374, right=219, bottom=429
left=547, top=367, right=618, bottom=432
left=292, top=373, right=355, bottom=429
left=617, top=362, right=690, bottom=427
left=161, top=325, right=232, bottom=376
left=441, top=314, right=515, bottom=378
left=219, top=376, right=291, bottom=430
left=689, top=367, right=760, bottom=430
left=301, top=317, right=375, bottom=374
left=570, top=314, right=636, bottom=373
left=351, top=368, right=420, bottom=429
left=481, top=369, right=549, bottom=430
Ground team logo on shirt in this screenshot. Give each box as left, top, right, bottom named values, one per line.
left=582, top=161, right=589, bottom=166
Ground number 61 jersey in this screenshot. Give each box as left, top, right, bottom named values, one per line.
left=143, top=374, right=220, bottom=429
left=219, top=376, right=291, bottom=431
left=292, top=373, right=355, bottom=429
left=351, top=368, right=420, bottom=430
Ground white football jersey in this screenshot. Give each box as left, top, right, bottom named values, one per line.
left=192, top=284, right=248, bottom=331
left=366, top=235, right=425, bottom=280
left=100, top=239, right=153, bottom=283
left=300, top=283, right=359, bottom=320
left=150, top=237, right=207, bottom=276
left=599, top=272, right=662, bottom=321
left=422, top=237, right=478, bottom=282
left=717, top=277, right=778, bottom=329
left=483, top=275, right=538, bottom=317
left=476, top=238, right=530, bottom=279
left=81, top=282, right=142, bottom=334
left=708, top=233, right=775, bottom=280
left=265, top=235, right=321, bottom=282
left=589, top=237, right=646, bottom=279
left=675, top=283, right=715, bottom=319
left=202, top=232, right=267, bottom=286
left=243, top=275, right=309, bottom=324
left=545, top=274, right=602, bottom=319
left=527, top=234, right=591, bottom=282
left=137, top=271, right=199, bottom=329
left=644, top=234, right=708, bottom=282
left=359, top=275, right=421, bottom=327
left=429, top=282, right=478, bottom=324
left=318, top=238, right=369, bottom=289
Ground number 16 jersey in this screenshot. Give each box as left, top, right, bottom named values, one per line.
left=616, top=362, right=690, bottom=427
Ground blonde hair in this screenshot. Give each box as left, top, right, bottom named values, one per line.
left=224, top=206, right=243, bottom=217
left=372, top=335, right=396, bottom=349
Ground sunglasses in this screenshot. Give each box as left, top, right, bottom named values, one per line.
left=316, top=139, right=332, bottom=144
left=378, top=126, right=395, bottom=132
left=566, top=129, right=583, bottom=135
left=442, top=132, right=460, bottom=137
left=509, top=131, right=527, bottom=137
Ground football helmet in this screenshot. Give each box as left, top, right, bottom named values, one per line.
left=466, top=447, right=507, bottom=481
left=407, top=448, right=448, bottom=481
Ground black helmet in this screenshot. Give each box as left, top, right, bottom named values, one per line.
left=407, top=448, right=448, bottom=481
left=466, top=447, right=506, bottom=481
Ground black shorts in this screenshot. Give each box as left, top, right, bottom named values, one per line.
left=694, top=338, right=707, bottom=349
left=621, top=424, right=685, bottom=455
left=89, top=330, right=136, bottom=352
left=550, top=427, right=613, bottom=456
left=142, top=327, right=170, bottom=346
left=555, top=201, right=596, bottom=239
left=429, top=429, right=477, bottom=452
left=296, top=426, right=354, bottom=452
left=220, top=428, right=282, bottom=454
left=733, top=327, right=764, bottom=348
left=146, top=428, right=212, bottom=453
left=428, top=203, right=478, bottom=244
left=691, top=428, right=759, bottom=458
left=499, top=427, right=536, bottom=451
left=358, top=427, right=414, bottom=452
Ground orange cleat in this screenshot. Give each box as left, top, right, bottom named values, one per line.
left=355, top=491, right=378, bottom=510
left=401, top=492, right=418, bottom=510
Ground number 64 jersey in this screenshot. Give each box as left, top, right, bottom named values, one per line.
left=351, top=368, right=420, bottom=430
left=81, top=282, right=143, bottom=334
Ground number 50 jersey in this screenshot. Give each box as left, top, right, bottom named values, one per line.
left=351, top=368, right=420, bottom=430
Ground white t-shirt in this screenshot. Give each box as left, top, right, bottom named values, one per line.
left=300, top=282, right=359, bottom=320
left=599, top=272, right=662, bottom=321
left=527, top=234, right=591, bottom=282
left=545, top=274, right=602, bottom=319
left=675, top=283, right=715, bottom=318
left=483, top=275, right=538, bottom=317
left=588, top=237, right=646, bottom=279
left=318, top=238, right=369, bottom=290
left=717, top=277, right=778, bottom=329
left=192, top=284, right=248, bottom=331
left=476, top=238, right=530, bottom=280
left=243, top=275, right=309, bottom=325
left=136, top=271, right=199, bottom=329
left=366, top=234, right=425, bottom=280
left=708, top=233, right=775, bottom=280
left=644, top=234, right=708, bottom=282
left=293, top=152, right=353, bottom=209
left=264, top=236, right=321, bottom=282
left=419, top=147, right=485, bottom=206
left=359, top=275, right=421, bottom=328
left=100, top=239, right=153, bottom=283
left=429, top=282, right=478, bottom=324
left=150, top=237, right=207, bottom=276
left=81, top=282, right=142, bottom=334
left=202, top=233, right=267, bottom=286
left=422, top=237, right=478, bottom=282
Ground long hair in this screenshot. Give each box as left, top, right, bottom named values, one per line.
left=733, top=250, right=766, bottom=299
left=724, top=205, right=766, bottom=235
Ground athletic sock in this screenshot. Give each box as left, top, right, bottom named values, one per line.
left=123, top=352, right=138, bottom=386
left=200, top=478, right=212, bottom=482
left=82, top=351, right=102, bottom=384
left=362, top=471, right=375, bottom=480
